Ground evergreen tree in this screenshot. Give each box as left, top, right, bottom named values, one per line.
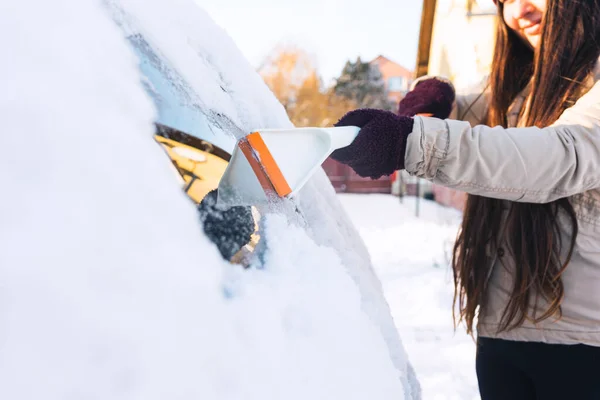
left=333, top=57, right=392, bottom=110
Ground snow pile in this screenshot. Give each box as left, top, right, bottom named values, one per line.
left=340, top=194, right=480, bottom=400
left=0, top=0, right=418, bottom=398
left=217, top=215, right=405, bottom=399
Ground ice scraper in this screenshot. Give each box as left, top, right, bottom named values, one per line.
left=217, top=126, right=360, bottom=206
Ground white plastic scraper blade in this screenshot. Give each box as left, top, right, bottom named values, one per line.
left=217, top=126, right=360, bottom=207
left=217, top=138, right=270, bottom=207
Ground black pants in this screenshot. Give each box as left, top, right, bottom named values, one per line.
left=476, top=337, right=600, bottom=400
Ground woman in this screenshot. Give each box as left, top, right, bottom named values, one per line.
left=332, top=0, right=600, bottom=399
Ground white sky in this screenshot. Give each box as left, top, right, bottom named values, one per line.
left=198, top=0, right=425, bottom=83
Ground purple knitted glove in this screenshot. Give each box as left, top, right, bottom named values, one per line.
left=331, top=109, right=413, bottom=179
left=397, top=78, right=455, bottom=119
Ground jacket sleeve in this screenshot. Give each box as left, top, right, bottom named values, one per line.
left=404, top=81, right=600, bottom=203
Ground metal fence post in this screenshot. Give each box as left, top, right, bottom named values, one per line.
left=416, top=178, right=420, bottom=218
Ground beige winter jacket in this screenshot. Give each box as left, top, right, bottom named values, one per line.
left=405, top=68, right=600, bottom=346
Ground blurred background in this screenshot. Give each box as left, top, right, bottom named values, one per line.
left=202, top=0, right=497, bottom=211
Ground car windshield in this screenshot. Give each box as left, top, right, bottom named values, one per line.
left=127, top=34, right=235, bottom=153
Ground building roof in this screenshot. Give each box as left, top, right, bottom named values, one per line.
left=370, top=55, right=413, bottom=77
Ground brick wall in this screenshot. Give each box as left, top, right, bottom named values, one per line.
left=432, top=184, right=467, bottom=211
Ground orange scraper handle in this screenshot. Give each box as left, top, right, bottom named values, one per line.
left=238, top=131, right=293, bottom=197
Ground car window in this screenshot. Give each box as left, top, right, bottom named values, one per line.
left=127, top=34, right=235, bottom=154
left=154, top=123, right=230, bottom=203
left=125, top=34, right=261, bottom=263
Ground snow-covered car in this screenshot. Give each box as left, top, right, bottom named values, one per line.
left=1, top=0, right=420, bottom=398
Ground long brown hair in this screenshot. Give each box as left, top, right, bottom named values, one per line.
left=453, top=0, right=600, bottom=334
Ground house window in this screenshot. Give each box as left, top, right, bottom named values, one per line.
left=387, top=76, right=404, bottom=92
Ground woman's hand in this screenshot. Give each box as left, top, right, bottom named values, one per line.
left=331, top=109, right=414, bottom=179
left=397, top=77, right=455, bottom=119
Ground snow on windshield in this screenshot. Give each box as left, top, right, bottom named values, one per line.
left=0, top=0, right=418, bottom=398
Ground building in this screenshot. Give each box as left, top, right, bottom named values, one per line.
left=424, top=0, right=497, bottom=89
left=414, top=0, right=497, bottom=210
left=370, top=55, right=414, bottom=104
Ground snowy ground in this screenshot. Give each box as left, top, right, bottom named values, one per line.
left=338, top=194, right=481, bottom=400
